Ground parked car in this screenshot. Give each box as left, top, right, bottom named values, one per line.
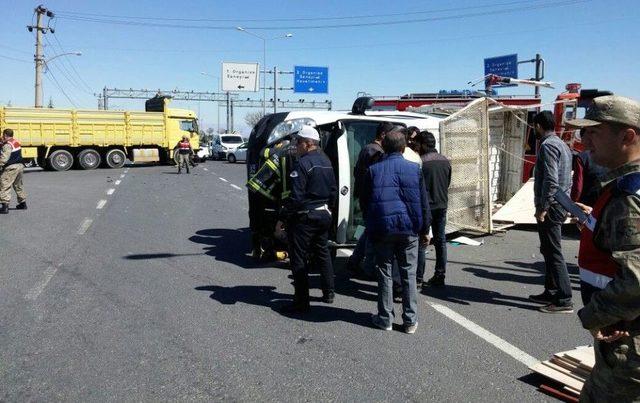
left=226, top=142, right=247, bottom=163
left=196, top=143, right=211, bottom=162
left=212, top=134, right=244, bottom=160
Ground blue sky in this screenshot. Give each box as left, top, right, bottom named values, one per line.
left=1, top=0, right=638, bottom=133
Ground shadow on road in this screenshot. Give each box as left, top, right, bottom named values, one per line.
left=422, top=284, right=541, bottom=311
left=124, top=252, right=203, bottom=260
left=195, top=284, right=373, bottom=327
left=190, top=228, right=267, bottom=269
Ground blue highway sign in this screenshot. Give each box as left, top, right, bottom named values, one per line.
left=294, top=66, right=329, bottom=94
left=484, top=54, right=518, bottom=87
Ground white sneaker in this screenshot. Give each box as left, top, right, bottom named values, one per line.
left=404, top=322, right=418, bottom=334
left=371, top=314, right=392, bottom=331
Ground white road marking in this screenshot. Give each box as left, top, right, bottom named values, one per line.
left=107, top=188, right=115, bottom=195
left=219, top=177, right=228, bottom=182
left=124, top=168, right=129, bottom=173
left=96, top=200, right=107, bottom=209
left=120, top=174, right=126, bottom=178
left=77, top=218, right=93, bottom=235
left=203, top=167, right=208, bottom=171
left=25, top=266, right=58, bottom=301
left=426, top=301, right=539, bottom=368
left=114, top=180, right=121, bottom=186
left=230, top=184, right=242, bottom=190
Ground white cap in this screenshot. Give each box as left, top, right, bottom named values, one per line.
left=296, top=125, right=320, bottom=141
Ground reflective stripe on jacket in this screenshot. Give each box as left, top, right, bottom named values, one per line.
left=578, top=185, right=617, bottom=293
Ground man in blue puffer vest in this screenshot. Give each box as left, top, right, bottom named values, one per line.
left=360, top=127, right=431, bottom=334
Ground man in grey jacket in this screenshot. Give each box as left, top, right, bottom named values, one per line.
left=530, top=110, right=574, bottom=313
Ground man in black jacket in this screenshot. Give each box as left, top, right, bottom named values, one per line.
left=278, top=125, right=337, bottom=313
left=417, top=131, right=451, bottom=287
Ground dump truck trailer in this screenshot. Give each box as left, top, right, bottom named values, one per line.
left=0, top=96, right=200, bottom=171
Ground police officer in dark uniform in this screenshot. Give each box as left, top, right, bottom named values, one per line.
left=277, top=125, right=337, bottom=313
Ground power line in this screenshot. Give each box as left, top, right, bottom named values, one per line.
left=45, top=68, right=78, bottom=107
left=0, top=44, right=32, bottom=55
left=43, top=35, right=93, bottom=96
left=56, top=0, right=541, bottom=23
left=55, top=0, right=589, bottom=30
left=56, top=14, right=622, bottom=56
left=51, top=32, right=94, bottom=93
left=0, top=54, right=31, bottom=63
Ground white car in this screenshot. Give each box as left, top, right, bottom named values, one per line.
left=196, top=143, right=211, bottom=161
left=226, top=142, right=247, bottom=163
left=212, top=134, right=244, bottom=160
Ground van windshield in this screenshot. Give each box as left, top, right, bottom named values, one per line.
left=221, top=136, right=243, bottom=144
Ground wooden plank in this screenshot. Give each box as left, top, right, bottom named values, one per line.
left=542, top=361, right=588, bottom=383
left=540, top=384, right=580, bottom=403
left=564, top=347, right=595, bottom=369
left=550, top=357, right=591, bottom=378
left=530, top=362, right=584, bottom=391
left=564, top=385, right=582, bottom=396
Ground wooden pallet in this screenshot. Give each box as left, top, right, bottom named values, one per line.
left=530, top=346, right=594, bottom=399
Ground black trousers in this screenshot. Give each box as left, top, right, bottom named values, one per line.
left=536, top=205, right=572, bottom=305
left=288, top=210, right=334, bottom=303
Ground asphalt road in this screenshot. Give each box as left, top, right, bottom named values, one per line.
left=0, top=160, right=590, bottom=401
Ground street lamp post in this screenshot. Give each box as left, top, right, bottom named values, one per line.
left=236, top=27, right=292, bottom=116
left=37, top=51, right=82, bottom=108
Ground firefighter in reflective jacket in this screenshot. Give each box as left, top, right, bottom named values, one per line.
left=247, top=140, right=294, bottom=261
left=277, top=125, right=337, bottom=313
left=174, top=135, right=193, bottom=174
left=0, top=129, right=27, bottom=214
left=567, top=96, right=640, bottom=402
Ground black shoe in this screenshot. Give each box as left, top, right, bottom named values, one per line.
left=322, top=291, right=335, bottom=304
left=16, top=201, right=27, bottom=210
left=0, top=203, right=8, bottom=214
left=280, top=301, right=310, bottom=314
left=529, top=292, right=555, bottom=304
left=425, top=274, right=445, bottom=287
left=539, top=303, right=574, bottom=314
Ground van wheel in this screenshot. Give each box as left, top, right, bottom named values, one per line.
left=78, top=149, right=101, bottom=170
left=48, top=150, right=74, bottom=171
left=105, top=149, right=126, bottom=169
left=228, top=154, right=236, bottom=163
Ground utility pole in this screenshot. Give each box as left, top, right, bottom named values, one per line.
left=103, top=87, right=109, bottom=110
left=273, top=66, right=277, bottom=114
left=230, top=98, right=235, bottom=132
left=534, top=53, right=544, bottom=99
left=28, top=5, right=55, bottom=108
left=225, top=92, right=231, bottom=133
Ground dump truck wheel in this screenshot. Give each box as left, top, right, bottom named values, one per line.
left=78, top=149, right=101, bottom=170
left=105, top=149, right=126, bottom=169
left=48, top=150, right=74, bottom=171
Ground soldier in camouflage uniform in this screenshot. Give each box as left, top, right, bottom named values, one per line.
left=568, top=96, right=640, bottom=402
left=0, top=128, right=27, bottom=214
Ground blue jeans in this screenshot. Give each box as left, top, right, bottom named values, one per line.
left=374, top=234, right=418, bottom=327
left=417, top=208, right=448, bottom=282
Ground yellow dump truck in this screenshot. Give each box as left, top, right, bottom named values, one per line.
left=0, top=96, right=199, bottom=171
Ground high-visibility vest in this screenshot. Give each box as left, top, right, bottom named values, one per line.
left=177, top=140, right=191, bottom=154
left=578, top=172, right=640, bottom=291
left=4, top=138, right=22, bottom=166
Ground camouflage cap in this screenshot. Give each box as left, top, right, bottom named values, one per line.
left=567, top=95, right=640, bottom=129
